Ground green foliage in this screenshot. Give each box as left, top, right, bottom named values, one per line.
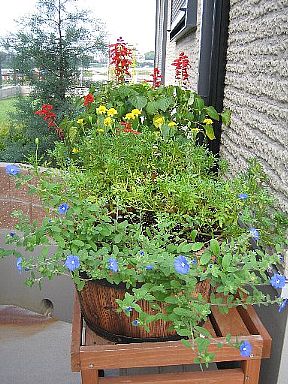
left=2, top=82, right=288, bottom=364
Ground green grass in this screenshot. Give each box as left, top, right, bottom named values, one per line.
left=0, top=97, right=17, bottom=134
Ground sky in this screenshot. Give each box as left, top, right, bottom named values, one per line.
left=0, top=0, right=156, bottom=53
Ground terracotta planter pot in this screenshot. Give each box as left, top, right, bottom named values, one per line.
left=77, top=278, right=210, bottom=343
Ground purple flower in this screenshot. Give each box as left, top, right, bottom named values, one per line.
left=238, top=193, right=248, bottom=200
left=16, top=257, right=22, bottom=272
left=249, top=227, right=260, bottom=241
left=58, top=203, right=69, bottom=215
left=5, top=164, right=21, bottom=176
left=174, top=255, right=190, bottom=275
left=108, top=257, right=118, bottom=272
left=239, top=340, right=252, bottom=357
left=145, top=265, right=153, bottom=270
left=132, top=319, right=139, bottom=326
left=64, top=255, right=80, bottom=271
left=279, top=299, right=288, bottom=313
left=270, top=273, right=286, bottom=289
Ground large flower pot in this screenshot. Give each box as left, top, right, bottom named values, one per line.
left=77, top=278, right=210, bottom=343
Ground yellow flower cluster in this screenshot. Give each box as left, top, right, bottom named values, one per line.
left=153, top=115, right=165, bottom=128
left=203, top=118, right=213, bottom=125
left=124, top=109, right=141, bottom=120
left=96, top=105, right=107, bottom=115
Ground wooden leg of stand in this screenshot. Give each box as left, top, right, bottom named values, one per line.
left=242, top=359, right=261, bottom=384
left=81, top=369, right=99, bottom=384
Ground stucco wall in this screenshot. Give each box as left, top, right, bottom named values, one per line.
left=164, top=0, right=203, bottom=90
left=221, top=0, right=288, bottom=212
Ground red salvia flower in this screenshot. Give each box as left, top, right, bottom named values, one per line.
left=83, top=93, right=94, bottom=107
left=35, top=104, right=64, bottom=141
left=145, top=67, right=162, bottom=88
left=109, top=37, right=133, bottom=83
left=171, top=52, right=191, bottom=85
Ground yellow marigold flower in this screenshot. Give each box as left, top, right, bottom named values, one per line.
left=107, top=108, right=118, bottom=117
left=168, top=121, right=177, bottom=127
left=191, top=128, right=200, bottom=133
left=96, top=105, right=107, bottom=114
left=203, top=118, right=213, bottom=125
left=153, top=115, right=165, bottom=128
left=125, top=112, right=136, bottom=120
left=131, top=109, right=141, bottom=117
left=72, top=148, right=79, bottom=153
left=77, top=118, right=84, bottom=124
left=104, top=117, right=113, bottom=126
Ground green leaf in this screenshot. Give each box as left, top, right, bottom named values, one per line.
left=181, top=339, right=192, bottom=348
left=190, top=230, right=198, bottom=242
left=210, top=239, right=220, bottom=257
left=221, top=109, right=231, bottom=126
left=222, top=253, right=232, bottom=269
left=204, top=125, right=215, bottom=140
left=205, top=106, right=219, bottom=121
left=129, top=95, right=147, bottom=109
left=200, top=251, right=211, bottom=265
left=191, top=242, right=204, bottom=252
left=146, top=101, right=158, bottom=114
left=72, top=239, right=85, bottom=247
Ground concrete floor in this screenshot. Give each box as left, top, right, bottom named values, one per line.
left=0, top=305, right=80, bottom=384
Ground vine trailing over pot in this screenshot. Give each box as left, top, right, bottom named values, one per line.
left=1, top=40, right=288, bottom=365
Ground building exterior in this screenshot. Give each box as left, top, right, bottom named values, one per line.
left=155, top=1, right=288, bottom=383
left=155, top=0, right=288, bottom=213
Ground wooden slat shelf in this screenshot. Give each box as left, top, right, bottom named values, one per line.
left=71, top=292, right=271, bottom=384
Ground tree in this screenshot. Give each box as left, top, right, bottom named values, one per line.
left=0, top=0, right=107, bottom=163
left=144, top=51, right=155, bottom=61
left=3, top=0, right=107, bottom=103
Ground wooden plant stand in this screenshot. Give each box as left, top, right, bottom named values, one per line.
left=71, top=293, right=271, bottom=384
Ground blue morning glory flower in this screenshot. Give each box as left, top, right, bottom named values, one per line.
left=108, top=257, right=118, bottom=272
left=58, top=203, right=69, bottom=215
left=132, top=319, right=139, bottom=326
left=270, top=273, right=286, bottom=289
left=139, top=250, right=145, bottom=256
left=238, top=193, right=248, bottom=200
left=174, top=255, right=190, bottom=275
left=9, top=232, right=15, bottom=237
left=279, top=299, right=288, bottom=313
left=249, top=227, right=260, bottom=241
left=5, top=164, right=21, bottom=176
left=145, top=265, right=153, bottom=270
left=64, top=255, right=80, bottom=271
left=239, top=340, right=252, bottom=357
left=16, top=257, right=22, bottom=272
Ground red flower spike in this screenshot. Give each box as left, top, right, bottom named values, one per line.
left=171, top=52, right=191, bottom=85
left=109, top=37, right=133, bottom=83
left=84, top=93, right=94, bottom=107
left=34, top=104, right=64, bottom=141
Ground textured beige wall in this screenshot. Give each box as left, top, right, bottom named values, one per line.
left=164, top=0, right=203, bottom=91
left=221, top=0, right=288, bottom=211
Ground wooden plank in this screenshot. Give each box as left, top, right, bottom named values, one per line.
left=81, top=369, right=99, bottom=384
left=211, top=307, right=250, bottom=337
left=85, top=326, right=114, bottom=346
left=71, top=290, right=82, bottom=372
left=204, top=317, right=217, bottom=337
left=98, top=368, right=244, bottom=383
left=241, top=359, right=261, bottom=384
left=237, top=306, right=271, bottom=358
left=80, top=335, right=263, bottom=370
